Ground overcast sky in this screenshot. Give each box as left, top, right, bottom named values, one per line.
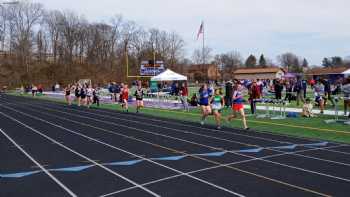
left=34, top=0, right=350, bottom=65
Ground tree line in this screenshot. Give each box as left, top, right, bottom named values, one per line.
left=0, top=1, right=185, bottom=86
left=1, top=1, right=349, bottom=87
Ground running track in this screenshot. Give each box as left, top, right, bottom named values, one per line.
left=0, top=94, right=350, bottom=197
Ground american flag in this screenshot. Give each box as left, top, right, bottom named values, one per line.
left=197, top=21, right=204, bottom=40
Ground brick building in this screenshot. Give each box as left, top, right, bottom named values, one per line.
left=233, top=67, right=285, bottom=80
left=186, top=64, right=220, bottom=82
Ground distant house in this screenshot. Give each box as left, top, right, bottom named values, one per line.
left=305, top=67, right=350, bottom=82
left=186, top=64, right=220, bottom=82
left=233, top=67, right=285, bottom=80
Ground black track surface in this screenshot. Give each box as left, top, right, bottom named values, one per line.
left=0, top=94, right=350, bottom=197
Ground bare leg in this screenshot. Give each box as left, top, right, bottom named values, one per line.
left=319, top=100, right=324, bottom=113
left=214, top=111, right=221, bottom=128
left=239, top=109, right=248, bottom=129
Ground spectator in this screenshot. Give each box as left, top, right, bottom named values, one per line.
left=302, top=79, right=307, bottom=99
left=309, top=79, right=316, bottom=88
left=274, top=79, right=283, bottom=100
left=285, top=81, right=293, bottom=102
left=343, top=77, right=350, bottom=117
left=295, top=77, right=305, bottom=106
left=179, top=82, right=189, bottom=111
left=314, top=80, right=325, bottom=114
left=249, top=80, right=261, bottom=114
left=322, top=79, right=335, bottom=107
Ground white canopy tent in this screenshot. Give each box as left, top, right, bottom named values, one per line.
left=342, top=69, right=350, bottom=76
left=151, top=69, right=187, bottom=81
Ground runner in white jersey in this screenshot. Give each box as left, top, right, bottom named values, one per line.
left=86, top=85, right=94, bottom=108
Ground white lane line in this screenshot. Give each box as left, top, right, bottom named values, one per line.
left=1, top=104, right=245, bottom=197
left=43, top=101, right=295, bottom=145
left=2, top=102, right=338, bottom=197
left=28, top=104, right=350, bottom=183
left=43, top=103, right=350, bottom=168
left=0, top=127, right=77, bottom=197
left=6, top=97, right=310, bottom=145
left=0, top=112, right=161, bottom=197
left=100, top=143, right=346, bottom=197
left=322, top=148, right=350, bottom=156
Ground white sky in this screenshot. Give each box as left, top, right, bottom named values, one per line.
left=34, top=0, right=350, bottom=65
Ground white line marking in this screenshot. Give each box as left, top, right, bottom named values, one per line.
left=1, top=101, right=340, bottom=196
left=322, top=148, right=350, bottom=156
left=1, top=104, right=245, bottom=197
left=43, top=103, right=350, bottom=168
left=34, top=104, right=350, bottom=182
left=0, top=127, right=77, bottom=197
left=0, top=112, right=161, bottom=197
left=101, top=144, right=346, bottom=197
left=27, top=103, right=350, bottom=183
left=37, top=102, right=350, bottom=160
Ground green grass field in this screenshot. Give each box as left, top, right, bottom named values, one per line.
left=7, top=92, right=350, bottom=144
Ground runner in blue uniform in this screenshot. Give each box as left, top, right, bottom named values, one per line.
left=199, top=84, right=212, bottom=125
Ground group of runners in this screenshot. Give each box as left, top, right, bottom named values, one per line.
left=64, top=82, right=144, bottom=113
left=62, top=80, right=249, bottom=130
left=199, top=81, right=249, bottom=130
left=64, top=83, right=101, bottom=108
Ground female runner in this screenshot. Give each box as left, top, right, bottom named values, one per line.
left=211, top=89, right=225, bottom=129
left=199, top=84, right=212, bottom=125
left=227, top=82, right=249, bottom=130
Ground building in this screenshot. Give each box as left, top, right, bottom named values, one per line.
left=233, top=67, right=285, bottom=80
left=305, top=66, right=350, bottom=82
left=186, top=64, right=220, bottom=82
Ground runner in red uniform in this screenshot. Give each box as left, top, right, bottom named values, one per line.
left=122, top=84, right=129, bottom=112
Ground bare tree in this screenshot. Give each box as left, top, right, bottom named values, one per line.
left=9, top=1, right=44, bottom=74
left=192, top=47, right=212, bottom=64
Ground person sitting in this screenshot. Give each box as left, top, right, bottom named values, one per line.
left=189, top=93, right=198, bottom=106
left=302, top=98, right=314, bottom=117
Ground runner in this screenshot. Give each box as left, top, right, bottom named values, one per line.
left=86, top=85, right=94, bottom=108
left=119, top=83, right=124, bottom=103
left=134, top=82, right=144, bottom=113
left=80, top=84, right=87, bottom=107
left=121, top=84, right=129, bottom=112
left=31, top=84, right=38, bottom=96
left=93, top=85, right=101, bottom=107
left=74, top=84, right=81, bottom=106
left=211, top=89, right=225, bottom=129
left=227, top=82, right=249, bottom=130
left=199, top=84, right=212, bottom=125
left=64, top=84, right=72, bottom=105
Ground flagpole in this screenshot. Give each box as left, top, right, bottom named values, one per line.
left=202, top=21, right=205, bottom=66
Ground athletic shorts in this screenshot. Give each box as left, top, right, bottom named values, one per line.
left=81, top=94, right=86, bottom=99
left=200, top=101, right=209, bottom=106
left=136, top=98, right=143, bottom=101
left=212, top=108, right=222, bottom=113
left=232, top=104, right=244, bottom=111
